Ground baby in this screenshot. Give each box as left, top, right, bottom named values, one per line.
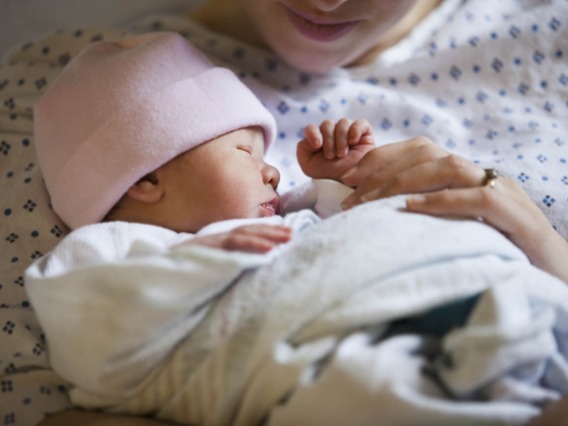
left=26, top=32, right=568, bottom=426
left=32, top=31, right=373, bottom=251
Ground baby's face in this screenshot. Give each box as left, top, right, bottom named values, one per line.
left=156, top=127, right=281, bottom=233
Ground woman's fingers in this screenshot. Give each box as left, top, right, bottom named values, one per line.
left=405, top=179, right=521, bottom=233
left=404, top=177, right=568, bottom=282
left=368, top=154, right=485, bottom=199
left=340, top=136, right=445, bottom=187
left=342, top=152, right=483, bottom=209
left=336, top=134, right=568, bottom=282
left=344, top=153, right=525, bottom=235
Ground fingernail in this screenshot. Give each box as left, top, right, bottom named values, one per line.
left=360, top=188, right=382, bottom=202
left=406, top=195, right=427, bottom=207
left=341, top=197, right=357, bottom=210
left=340, top=167, right=356, bottom=181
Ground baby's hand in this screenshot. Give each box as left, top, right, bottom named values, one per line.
left=183, top=224, right=292, bottom=254
left=297, top=118, right=375, bottom=181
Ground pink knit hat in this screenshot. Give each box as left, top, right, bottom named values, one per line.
left=34, top=32, right=276, bottom=229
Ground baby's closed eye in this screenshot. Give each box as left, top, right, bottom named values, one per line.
left=237, top=145, right=253, bottom=154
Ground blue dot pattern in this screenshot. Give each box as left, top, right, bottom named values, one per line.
left=0, top=28, right=127, bottom=425
left=0, top=0, right=567, bottom=423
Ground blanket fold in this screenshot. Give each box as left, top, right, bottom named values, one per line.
left=26, top=197, right=568, bottom=426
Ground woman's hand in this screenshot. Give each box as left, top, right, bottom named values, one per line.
left=297, top=118, right=375, bottom=181
left=527, top=395, right=568, bottom=426
left=179, top=224, right=292, bottom=254
left=340, top=137, right=568, bottom=282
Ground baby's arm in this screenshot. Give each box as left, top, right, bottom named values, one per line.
left=297, top=118, right=375, bottom=181
left=176, top=224, right=292, bottom=254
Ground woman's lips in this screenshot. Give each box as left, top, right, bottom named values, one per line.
left=285, top=6, right=358, bottom=42
left=260, top=197, right=281, bottom=217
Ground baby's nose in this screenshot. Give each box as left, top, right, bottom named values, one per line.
left=263, top=164, right=280, bottom=190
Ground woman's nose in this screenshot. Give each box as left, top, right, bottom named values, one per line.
left=311, top=0, right=350, bottom=12
left=262, top=164, right=280, bottom=190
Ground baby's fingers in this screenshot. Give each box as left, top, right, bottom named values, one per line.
left=348, top=119, right=374, bottom=146
left=224, top=225, right=292, bottom=253
left=302, top=123, right=324, bottom=150
left=223, top=234, right=277, bottom=253
left=319, top=119, right=337, bottom=160
left=246, top=224, right=293, bottom=243
left=332, top=118, right=353, bottom=159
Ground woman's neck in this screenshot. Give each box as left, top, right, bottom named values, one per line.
left=187, top=0, right=444, bottom=67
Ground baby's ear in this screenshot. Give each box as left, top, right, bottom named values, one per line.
left=126, top=172, right=163, bottom=203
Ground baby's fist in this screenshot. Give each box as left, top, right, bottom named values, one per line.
left=297, top=118, right=375, bottom=181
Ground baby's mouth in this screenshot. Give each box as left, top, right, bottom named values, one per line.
left=260, top=197, right=281, bottom=217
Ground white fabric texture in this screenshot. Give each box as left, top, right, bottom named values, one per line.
left=25, top=189, right=568, bottom=426
left=1, top=0, right=567, bottom=423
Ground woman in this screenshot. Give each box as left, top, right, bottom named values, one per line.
left=183, top=0, right=568, bottom=280
left=3, top=0, right=566, bottom=424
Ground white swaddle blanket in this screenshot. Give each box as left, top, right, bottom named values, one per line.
left=26, top=195, right=568, bottom=426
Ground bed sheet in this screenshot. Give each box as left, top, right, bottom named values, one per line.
left=1, top=0, right=201, bottom=59
left=0, top=3, right=201, bottom=425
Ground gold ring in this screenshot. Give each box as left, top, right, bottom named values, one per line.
left=483, top=168, right=499, bottom=189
